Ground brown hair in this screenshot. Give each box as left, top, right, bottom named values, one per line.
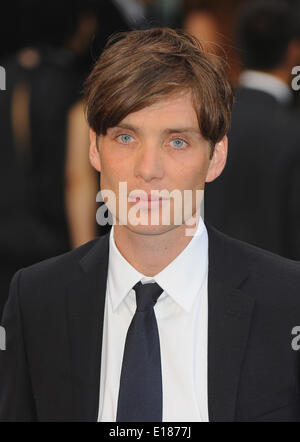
left=84, top=27, right=233, bottom=150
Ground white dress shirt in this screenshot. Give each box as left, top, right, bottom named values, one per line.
left=98, top=217, right=209, bottom=422
left=239, top=69, right=293, bottom=105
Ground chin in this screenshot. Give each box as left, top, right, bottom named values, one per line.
left=121, top=222, right=181, bottom=237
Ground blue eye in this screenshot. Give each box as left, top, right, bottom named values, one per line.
left=170, top=138, right=187, bottom=149
left=120, top=134, right=134, bottom=144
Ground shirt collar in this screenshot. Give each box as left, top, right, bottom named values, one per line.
left=107, top=217, right=208, bottom=313
left=108, top=228, right=144, bottom=312
left=239, top=70, right=293, bottom=105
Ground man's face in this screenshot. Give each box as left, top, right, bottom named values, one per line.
left=90, top=91, right=227, bottom=236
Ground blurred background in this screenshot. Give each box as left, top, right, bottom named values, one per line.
left=1, top=0, right=300, bottom=317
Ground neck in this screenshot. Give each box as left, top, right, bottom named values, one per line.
left=113, top=220, right=199, bottom=277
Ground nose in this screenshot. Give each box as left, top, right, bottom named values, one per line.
left=134, top=142, right=164, bottom=183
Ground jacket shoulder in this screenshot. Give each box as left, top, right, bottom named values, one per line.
left=12, top=237, right=106, bottom=300
left=208, top=224, right=300, bottom=316
left=207, top=223, right=300, bottom=282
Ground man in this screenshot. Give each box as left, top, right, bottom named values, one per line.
left=205, top=0, right=300, bottom=260
left=0, top=28, right=300, bottom=422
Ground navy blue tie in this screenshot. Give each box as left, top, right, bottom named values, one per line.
left=116, top=281, right=164, bottom=422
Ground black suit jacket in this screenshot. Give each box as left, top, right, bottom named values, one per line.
left=0, top=225, right=300, bottom=422
left=205, top=87, right=300, bottom=260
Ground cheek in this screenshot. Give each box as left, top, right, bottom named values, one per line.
left=100, top=158, right=138, bottom=200
left=100, top=148, right=127, bottom=183
left=168, top=154, right=208, bottom=189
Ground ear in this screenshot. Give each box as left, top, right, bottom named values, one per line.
left=89, top=129, right=101, bottom=172
left=205, top=136, right=228, bottom=183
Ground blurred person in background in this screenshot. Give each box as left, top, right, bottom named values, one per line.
left=205, top=0, right=300, bottom=260
left=182, top=0, right=245, bottom=85
left=0, top=0, right=104, bottom=317
left=65, top=102, right=99, bottom=249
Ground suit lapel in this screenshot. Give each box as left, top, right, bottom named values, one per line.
left=66, top=234, right=110, bottom=422
left=206, top=224, right=256, bottom=422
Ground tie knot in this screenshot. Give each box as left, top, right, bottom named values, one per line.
left=133, top=281, right=163, bottom=312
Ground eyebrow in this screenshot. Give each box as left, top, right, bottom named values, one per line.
left=111, top=123, right=201, bottom=136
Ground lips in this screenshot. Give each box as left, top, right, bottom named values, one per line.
left=128, top=191, right=170, bottom=202
left=128, top=192, right=170, bottom=208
